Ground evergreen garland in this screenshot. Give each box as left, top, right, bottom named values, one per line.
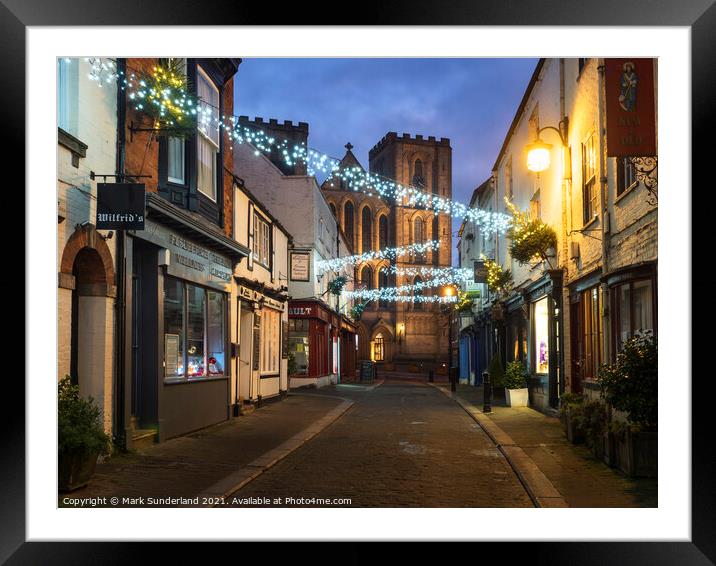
left=328, top=276, right=348, bottom=296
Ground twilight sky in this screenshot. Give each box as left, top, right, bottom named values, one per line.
left=233, top=58, right=538, bottom=236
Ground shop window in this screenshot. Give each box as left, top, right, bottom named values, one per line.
left=163, top=278, right=227, bottom=380
left=207, top=291, right=225, bottom=376
left=261, top=308, right=280, bottom=375
left=253, top=213, right=271, bottom=267
left=163, top=278, right=185, bottom=377
left=582, top=133, right=598, bottom=224
left=580, top=286, right=603, bottom=380
left=197, top=65, right=219, bottom=201
left=289, top=318, right=310, bottom=375
left=373, top=333, right=385, bottom=361
left=613, top=278, right=655, bottom=354
left=533, top=296, right=550, bottom=374
left=616, top=157, right=638, bottom=197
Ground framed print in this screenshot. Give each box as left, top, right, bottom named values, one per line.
left=10, top=0, right=713, bottom=561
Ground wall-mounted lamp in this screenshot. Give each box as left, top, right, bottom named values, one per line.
left=525, top=118, right=569, bottom=173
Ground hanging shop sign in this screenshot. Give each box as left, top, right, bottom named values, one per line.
left=96, top=183, right=146, bottom=230
left=605, top=58, right=656, bottom=157
left=290, top=252, right=311, bottom=282
left=473, top=260, right=488, bottom=284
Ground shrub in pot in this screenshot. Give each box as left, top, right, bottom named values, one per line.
left=58, top=376, right=111, bottom=491
left=504, top=360, right=529, bottom=407
left=559, top=392, right=585, bottom=443
left=597, top=332, right=657, bottom=477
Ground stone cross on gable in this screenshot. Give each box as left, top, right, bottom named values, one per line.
left=345, top=142, right=353, bottom=151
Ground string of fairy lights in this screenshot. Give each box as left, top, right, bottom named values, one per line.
left=316, top=241, right=442, bottom=274
left=72, top=57, right=508, bottom=304
left=78, top=57, right=513, bottom=235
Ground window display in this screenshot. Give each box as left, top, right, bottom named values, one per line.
left=289, top=318, right=310, bottom=375
left=164, top=277, right=226, bottom=380
left=260, top=308, right=280, bottom=375
left=533, top=296, right=550, bottom=374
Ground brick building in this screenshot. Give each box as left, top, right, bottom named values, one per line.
left=461, top=58, right=657, bottom=413
left=321, top=134, right=453, bottom=371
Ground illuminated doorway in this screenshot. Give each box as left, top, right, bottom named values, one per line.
left=372, top=333, right=385, bottom=361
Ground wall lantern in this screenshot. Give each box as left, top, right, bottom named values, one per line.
left=396, top=322, right=406, bottom=343
left=525, top=117, right=569, bottom=173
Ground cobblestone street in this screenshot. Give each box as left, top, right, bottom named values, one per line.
left=227, top=379, right=534, bottom=507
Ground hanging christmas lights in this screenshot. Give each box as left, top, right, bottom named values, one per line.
left=316, top=241, right=442, bottom=274
left=389, top=265, right=473, bottom=282
left=78, top=57, right=513, bottom=235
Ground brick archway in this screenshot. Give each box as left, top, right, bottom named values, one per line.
left=59, top=224, right=115, bottom=296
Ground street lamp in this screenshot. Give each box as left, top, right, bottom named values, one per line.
left=525, top=118, right=569, bottom=173
left=440, top=284, right=458, bottom=392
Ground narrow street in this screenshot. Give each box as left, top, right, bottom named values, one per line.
left=227, top=379, right=533, bottom=507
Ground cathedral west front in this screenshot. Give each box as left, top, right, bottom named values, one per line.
left=321, top=132, right=453, bottom=371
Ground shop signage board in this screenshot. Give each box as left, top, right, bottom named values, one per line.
left=282, top=320, right=289, bottom=359
left=474, top=260, right=488, bottom=283
left=604, top=58, right=656, bottom=157
left=360, top=360, right=374, bottom=382
left=96, top=183, right=146, bottom=230
left=290, top=252, right=310, bottom=281
left=138, top=219, right=233, bottom=292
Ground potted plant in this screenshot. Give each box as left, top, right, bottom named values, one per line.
left=597, top=332, right=657, bottom=477
left=58, top=376, right=111, bottom=491
left=504, top=360, right=529, bottom=407
left=559, top=392, right=585, bottom=444
left=581, top=399, right=608, bottom=460
left=488, top=352, right=506, bottom=401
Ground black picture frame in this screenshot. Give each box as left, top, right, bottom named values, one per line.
left=8, top=0, right=711, bottom=562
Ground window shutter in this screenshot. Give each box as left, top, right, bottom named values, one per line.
left=248, top=203, right=254, bottom=270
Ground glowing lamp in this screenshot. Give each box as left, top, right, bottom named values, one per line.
left=526, top=139, right=553, bottom=172
left=440, top=284, right=457, bottom=298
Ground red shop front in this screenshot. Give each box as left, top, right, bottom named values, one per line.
left=287, top=299, right=338, bottom=382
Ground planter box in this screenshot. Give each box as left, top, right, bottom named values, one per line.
left=564, top=406, right=584, bottom=444
left=58, top=450, right=100, bottom=492
left=506, top=387, right=529, bottom=407
left=614, top=430, right=658, bottom=477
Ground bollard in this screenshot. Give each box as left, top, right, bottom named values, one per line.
left=428, top=369, right=434, bottom=383
left=482, top=370, right=492, bottom=413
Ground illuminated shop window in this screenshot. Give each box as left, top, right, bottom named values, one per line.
left=289, top=318, right=310, bottom=375
left=533, top=297, right=550, bottom=374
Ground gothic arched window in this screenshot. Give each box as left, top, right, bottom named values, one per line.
left=378, top=267, right=389, bottom=310
left=360, top=265, right=373, bottom=290
left=344, top=201, right=354, bottom=246
left=414, top=217, right=426, bottom=264
left=413, top=276, right=424, bottom=310
left=413, top=159, right=425, bottom=188
left=378, top=214, right=388, bottom=251
left=362, top=206, right=373, bottom=254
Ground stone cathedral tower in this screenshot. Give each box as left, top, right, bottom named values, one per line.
left=321, top=132, right=453, bottom=370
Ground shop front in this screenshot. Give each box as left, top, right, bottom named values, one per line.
left=288, top=299, right=338, bottom=388
left=524, top=270, right=564, bottom=412
left=123, top=195, right=249, bottom=445
left=234, top=282, right=288, bottom=410
left=339, top=316, right=358, bottom=383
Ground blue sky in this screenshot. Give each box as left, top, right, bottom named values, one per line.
left=233, top=58, right=538, bottom=236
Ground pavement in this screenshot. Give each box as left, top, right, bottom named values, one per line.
left=58, top=374, right=656, bottom=508
left=437, top=382, right=658, bottom=508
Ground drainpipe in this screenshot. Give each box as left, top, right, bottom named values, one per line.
left=597, top=60, right=611, bottom=362
left=114, top=58, right=127, bottom=448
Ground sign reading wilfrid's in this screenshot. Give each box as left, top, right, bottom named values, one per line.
left=96, top=183, right=146, bottom=230
left=605, top=59, right=656, bottom=157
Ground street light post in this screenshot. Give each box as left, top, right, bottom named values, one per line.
left=440, top=284, right=458, bottom=392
